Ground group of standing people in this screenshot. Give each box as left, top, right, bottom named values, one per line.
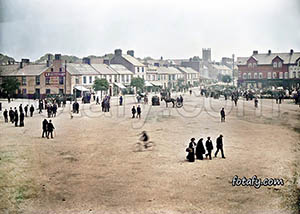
left=3, top=104, right=35, bottom=127
left=42, top=119, right=55, bottom=139
left=72, top=101, right=80, bottom=114
left=46, top=103, right=58, bottom=118
left=131, top=105, right=142, bottom=118
left=186, top=135, right=225, bottom=162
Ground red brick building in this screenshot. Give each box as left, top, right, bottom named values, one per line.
left=237, top=50, right=300, bottom=88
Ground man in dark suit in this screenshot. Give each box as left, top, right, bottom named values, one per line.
left=47, top=120, right=55, bottom=139
left=215, top=135, right=225, bottom=159
left=14, top=108, right=18, bottom=127
left=220, top=108, right=225, bottom=122
left=205, top=137, right=213, bottom=160
left=42, top=119, right=48, bottom=138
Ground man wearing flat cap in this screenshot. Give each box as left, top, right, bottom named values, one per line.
left=215, top=134, right=225, bottom=159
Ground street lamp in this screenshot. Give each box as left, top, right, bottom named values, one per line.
left=232, top=54, right=235, bottom=86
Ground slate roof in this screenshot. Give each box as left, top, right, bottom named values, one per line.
left=91, top=64, right=118, bottom=75
left=177, top=66, right=198, bottom=74
left=66, top=63, right=99, bottom=75
left=0, top=64, right=48, bottom=76
left=157, top=66, right=182, bottom=74
left=109, top=64, right=133, bottom=75
left=122, top=54, right=145, bottom=67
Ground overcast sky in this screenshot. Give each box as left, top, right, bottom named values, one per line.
left=0, top=0, right=300, bottom=61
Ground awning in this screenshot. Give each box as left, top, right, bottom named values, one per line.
left=150, top=81, right=163, bottom=87
left=145, top=81, right=153, bottom=87
left=114, top=82, right=126, bottom=89
left=74, top=85, right=90, bottom=91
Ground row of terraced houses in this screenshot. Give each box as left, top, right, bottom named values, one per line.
left=0, top=49, right=204, bottom=98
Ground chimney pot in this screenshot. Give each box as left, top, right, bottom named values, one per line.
left=268, top=50, right=271, bottom=55
left=82, top=57, right=91, bottom=65
left=127, top=50, right=134, bottom=57
left=290, top=49, right=294, bottom=55
left=103, top=59, right=110, bottom=65
left=253, top=50, right=258, bottom=55
left=115, top=49, right=122, bottom=56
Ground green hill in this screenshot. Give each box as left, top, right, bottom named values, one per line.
left=0, top=53, right=15, bottom=65
left=35, top=53, right=81, bottom=63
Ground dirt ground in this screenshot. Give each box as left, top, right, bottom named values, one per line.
left=1, top=90, right=300, bottom=214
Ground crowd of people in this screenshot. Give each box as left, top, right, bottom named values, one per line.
left=101, top=95, right=111, bottom=112
left=186, top=135, right=225, bottom=162
left=2, top=104, right=35, bottom=127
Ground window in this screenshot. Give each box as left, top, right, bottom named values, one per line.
left=46, top=77, right=50, bottom=85
left=121, top=75, right=125, bottom=82
left=267, top=72, right=271, bottom=79
left=254, top=73, right=258, bottom=79
left=51, top=68, right=54, bottom=72
left=273, top=62, right=277, bottom=68
left=238, top=72, right=241, bottom=78
left=76, top=77, right=79, bottom=84
left=89, top=76, right=92, bottom=84
left=259, top=73, right=263, bottom=79
left=22, top=76, right=26, bottom=85
left=59, top=89, right=64, bottom=94
left=278, top=61, right=282, bottom=68
left=293, top=72, right=297, bottom=78
left=137, top=67, right=139, bottom=72
left=243, top=73, right=247, bottom=79
left=83, top=76, right=87, bottom=84
left=253, top=63, right=257, bottom=67
left=36, top=76, right=40, bottom=85
left=142, top=67, right=144, bottom=72
left=46, top=89, right=51, bottom=94
left=248, top=63, right=252, bottom=68
left=158, top=75, right=161, bottom=80
left=248, top=73, right=251, bottom=79
left=59, top=68, right=62, bottom=72
left=22, top=88, right=26, bottom=94
left=59, top=76, right=64, bottom=85
left=298, top=61, right=300, bottom=67
left=126, top=75, right=129, bottom=82
left=279, top=72, right=283, bottom=79
left=152, top=75, right=155, bottom=80
left=109, top=75, right=112, bottom=83
left=273, top=72, right=277, bottom=79
left=284, top=72, right=289, bottom=79
left=298, top=71, right=300, bottom=78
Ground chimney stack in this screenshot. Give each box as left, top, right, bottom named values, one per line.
left=103, top=59, right=110, bottom=65
left=46, top=54, right=51, bottom=67
left=127, top=50, right=134, bottom=57
left=20, top=62, right=23, bottom=69
left=82, top=57, right=91, bottom=65
left=154, top=62, right=160, bottom=67
left=268, top=50, right=271, bottom=55
left=253, top=50, right=258, bottom=55
left=54, top=54, right=61, bottom=60
left=115, top=49, right=122, bottom=56
left=290, top=49, right=294, bottom=55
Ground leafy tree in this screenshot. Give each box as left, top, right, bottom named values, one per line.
left=130, top=77, right=145, bottom=93
left=221, top=75, right=232, bottom=83
left=1, top=77, right=20, bottom=99
left=93, top=78, right=109, bottom=100
left=176, top=78, right=185, bottom=91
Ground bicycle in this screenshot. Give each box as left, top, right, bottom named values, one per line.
left=133, top=140, right=155, bottom=152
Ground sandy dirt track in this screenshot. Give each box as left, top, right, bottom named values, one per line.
left=0, top=91, right=300, bottom=214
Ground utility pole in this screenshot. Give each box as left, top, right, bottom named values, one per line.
left=232, top=54, right=235, bottom=86
left=64, top=60, right=67, bottom=95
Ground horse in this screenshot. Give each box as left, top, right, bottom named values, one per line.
left=161, top=96, right=176, bottom=108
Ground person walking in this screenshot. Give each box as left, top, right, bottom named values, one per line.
left=189, top=89, right=192, bottom=96
left=254, top=97, right=258, bottom=108
left=215, top=135, right=225, bottom=158
left=196, top=138, right=206, bottom=160
left=14, top=108, right=18, bottom=127
left=3, top=109, right=8, bottom=123
left=42, top=119, right=48, bottom=138
left=205, top=137, right=213, bottom=160
left=131, top=106, right=136, bottom=118
left=30, top=105, right=35, bottom=117
left=119, top=96, right=123, bottom=106
left=19, top=111, right=25, bottom=127
left=9, top=107, right=14, bottom=123
left=137, top=105, right=141, bottom=119
left=39, top=101, right=43, bottom=113
left=96, top=96, right=100, bottom=105
left=24, top=105, right=29, bottom=117
left=220, top=108, right=225, bottom=122
left=47, top=120, right=55, bottom=139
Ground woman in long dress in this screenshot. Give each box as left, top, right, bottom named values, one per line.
left=196, top=138, right=206, bottom=160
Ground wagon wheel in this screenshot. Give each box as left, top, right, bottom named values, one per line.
left=176, top=102, right=183, bottom=108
